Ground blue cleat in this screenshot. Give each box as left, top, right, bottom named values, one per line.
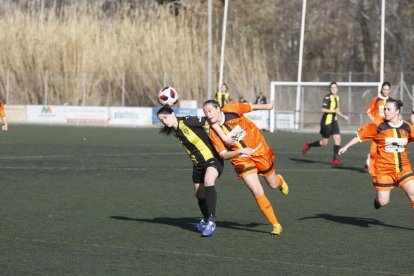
left=193, top=219, right=208, bottom=232
left=201, top=220, right=216, bottom=237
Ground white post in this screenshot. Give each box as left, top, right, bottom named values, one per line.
left=300, top=87, right=304, bottom=130
left=270, top=82, right=275, bottom=132
left=44, top=70, right=48, bottom=105
left=82, top=73, right=86, bottom=106
left=207, top=0, right=213, bottom=100
left=218, top=0, right=229, bottom=90
left=412, top=85, right=414, bottom=109
left=6, top=70, right=10, bottom=104
left=295, top=0, right=307, bottom=129
left=380, top=0, right=385, bottom=84
left=121, top=71, right=126, bottom=107
left=400, top=71, right=404, bottom=102
left=348, top=71, right=352, bottom=125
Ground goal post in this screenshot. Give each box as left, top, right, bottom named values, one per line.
left=269, top=81, right=382, bottom=133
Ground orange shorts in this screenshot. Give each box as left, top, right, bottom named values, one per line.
left=231, top=143, right=275, bottom=179
left=372, top=168, right=414, bottom=191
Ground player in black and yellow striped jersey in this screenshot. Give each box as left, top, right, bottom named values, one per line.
left=302, top=82, right=349, bottom=166
left=157, top=106, right=230, bottom=237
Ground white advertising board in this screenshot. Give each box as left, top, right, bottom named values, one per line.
left=275, top=112, right=295, bottom=129
left=26, top=105, right=67, bottom=123
left=6, top=105, right=27, bottom=123
left=66, top=106, right=109, bottom=125
left=244, top=110, right=269, bottom=130
left=108, top=107, right=152, bottom=127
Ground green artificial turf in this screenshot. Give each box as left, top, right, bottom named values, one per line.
left=0, top=125, right=412, bottom=275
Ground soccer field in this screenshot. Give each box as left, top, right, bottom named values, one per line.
left=0, top=125, right=412, bottom=275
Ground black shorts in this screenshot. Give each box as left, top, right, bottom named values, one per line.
left=192, top=158, right=224, bottom=184
left=320, top=120, right=340, bottom=138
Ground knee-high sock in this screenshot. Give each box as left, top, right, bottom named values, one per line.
left=197, top=198, right=208, bottom=220
left=309, top=141, right=321, bottom=148
left=333, top=145, right=340, bottom=160
left=255, top=194, right=278, bottom=225
left=411, top=200, right=414, bottom=210
left=205, top=186, right=217, bottom=219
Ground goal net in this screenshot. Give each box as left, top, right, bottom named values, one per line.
left=269, top=81, right=382, bottom=133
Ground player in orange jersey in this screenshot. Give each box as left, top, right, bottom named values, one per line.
left=202, top=100, right=289, bottom=235
left=0, top=101, right=8, bottom=131
left=339, top=99, right=414, bottom=211
left=364, top=82, right=392, bottom=173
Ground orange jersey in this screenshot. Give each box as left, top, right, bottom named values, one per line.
left=209, top=102, right=268, bottom=160
left=357, top=120, right=414, bottom=175
left=366, top=96, right=389, bottom=123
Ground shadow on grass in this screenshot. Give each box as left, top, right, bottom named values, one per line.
left=110, top=216, right=268, bottom=234
left=289, top=157, right=367, bottom=173
left=298, top=213, right=414, bottom=231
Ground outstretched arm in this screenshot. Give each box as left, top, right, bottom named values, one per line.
left=339, top=136, right=360, bottom=155
left=321, top=108, right=349, bottom=120
left=251, top=101, right=274, bottom=111
left=336, top=108, right=349, bottom=120
left=219, top=143, right=262, bottom=160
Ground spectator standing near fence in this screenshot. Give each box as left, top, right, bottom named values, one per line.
left=255, top=92, right=267, bottom=104
left=215, top=83, right=232, bottom=108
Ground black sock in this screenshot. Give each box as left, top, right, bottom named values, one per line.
left=333, top=145, right=340, bottom=160
left=205, top=186, right=217, bottom=220
left=197, top=198, right=208, bottom=220
left=309, top=141, right=321, bottom=148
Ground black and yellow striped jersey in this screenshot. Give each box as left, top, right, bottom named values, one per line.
left=173, top=116, right=222, bottom=166
left=321, top=93, right=339, bottom=125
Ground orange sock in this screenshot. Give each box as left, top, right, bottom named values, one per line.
left=255, top=194, right=278, bottom=225
left=411, top=200, right=414, bottom=210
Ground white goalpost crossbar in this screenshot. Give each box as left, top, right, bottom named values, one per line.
left=269, top=81, right=382, bottom=132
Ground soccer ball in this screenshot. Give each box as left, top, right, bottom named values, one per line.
left=158, top=86, right=179, bottom=107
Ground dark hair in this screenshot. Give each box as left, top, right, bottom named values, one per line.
left=380, top=81, right=391, bottom=96
left=385, top=98, right=403, bottom=113
left=203, top=99, right=221, bottom=109
left=329, top=81, right=338, bottom=89
left=157, top=106, right=175, bottom=135
left=157, top=106, right=174, bottom=116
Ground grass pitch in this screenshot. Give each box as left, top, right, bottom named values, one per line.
left=0, top=125, right=413, bottom=275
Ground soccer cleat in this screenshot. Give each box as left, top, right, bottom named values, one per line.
left=277, top=174, right=289, bottom=195
left=374, top=200, right=381, bottom=209
left=331, top=159, right=341, bottom=166
left=302, top=141, right=311, bottom=155
left=271, top=223, right=283, bottom=235
left=201, top=220, right=216, bottom=237
left=193, top=219, right=208, bottom=232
